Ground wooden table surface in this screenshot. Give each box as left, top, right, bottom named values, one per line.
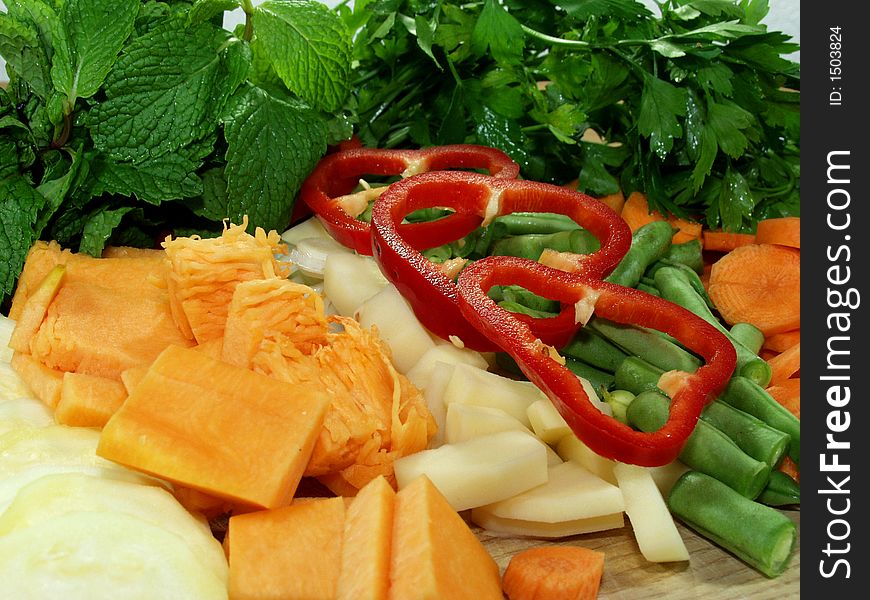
left=477, top=509, right=800, bottom=599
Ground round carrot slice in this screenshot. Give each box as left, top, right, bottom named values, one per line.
left=707, top=243, right=800, bottom=336
left=502, top=545, right=605, bottom=600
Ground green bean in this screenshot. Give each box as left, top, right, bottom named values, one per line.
left=653, top=266, right=772, bottom=387
left=700, top=401, right=790, bottom=470
left=494, top=352, right=615, bottom=392
left=564, top=356, right=616, bottom=391
left=497, top=301, right=556, bottom=320
left=605, top=220, right=675, bottom=288
left=492, top=212, right=581, bottom=235
left=602, top=389, right=635, bottom=425
left=626, top=391, right=771, bottom=499
left=613, top=356, right=664, bottom=395
left=719, top=376, right=800, bottom=467
left=648, top=260, right=716, bottom=309
left=635, top=281, right=660, bottom=296
left=661, top=239, right=704, bottom=273
left=560, top=328, right=627, bottom=372
left=757, top=470, right=800, bottom=507
left=404, top=207, right=452, bottom=222
left=730, top=322, right=766, bottom=355
left=667, top=471, right=797, bottom=578
left=490, top=285, right=560, bottom=314
left=489, top=229, right=599, bottom=260
left=590, top=318, right=702, bottom=373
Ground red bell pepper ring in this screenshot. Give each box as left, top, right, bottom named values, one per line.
left=369, top=171, right=633, bottom=352
left=454, top=255, right=737, bottom=466
left=299, top=144, right=520, bottom=255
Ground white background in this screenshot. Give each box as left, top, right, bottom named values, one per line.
left=0, top=0, right=799, bottom=82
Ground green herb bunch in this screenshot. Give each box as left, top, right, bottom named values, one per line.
left=338, top=0, right=800, bottom=231
left=0, top=0, right=355, bottom=300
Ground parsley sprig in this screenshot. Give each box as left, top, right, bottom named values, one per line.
left=338, top=0, right=800, bottom=231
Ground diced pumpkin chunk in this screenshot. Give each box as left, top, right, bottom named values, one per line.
left=162, top=220, right=289, bottom=344
left=225, top=496, right=346, bottom=600
left=97, top=345, right=331, bottom=509
left=9, top=352, right=64, bottom=409
left=389, top=475, right=502, bottom=600
left=337, top=475, right=395, bottom=600
left=55, top=372, right=128, bottom=429
left=7, top=264, right=65, bottom=354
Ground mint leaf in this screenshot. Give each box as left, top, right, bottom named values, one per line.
left=0, top=175, right=46, bottom=297
left=36, top=147, right=85, bottom=233
left=88, top=22, right=249, bottom=162
left=471, top=0, right=524, bottom=65
left=222, top=85, right=327, bottom=231
left=637, top=74, right=686, bottom=158
left=0, top=12, right=53, bottom=99
left=79, top=205, right=136, bottom=256
left=51, top=0, right=139, bottom=103
left=189, top=0, right=241, bottom=26
left=253, top=0, right=352, bottom=112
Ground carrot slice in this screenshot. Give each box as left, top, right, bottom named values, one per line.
left=766, top=377, right=800, bottom=419
left=779, top=456, right=800, bottom=484
left=763, top=329, right=800, bottom=353
left=755, top=217, right=800, bottom=249
left=706, top=244, right=800, bottom=335
left=620, top=191, right=664, bottom=232
left=596, top=190, right=625, bottom=215
left=767, top=343, right=800, bottom=386
left=502, top=545, right=605, bottom=600
left=702, top=230, right=757, bottom=252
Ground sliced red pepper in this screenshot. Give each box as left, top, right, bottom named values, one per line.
left=299, top=144, right=520, bottom=254
left=454, top=255, right=737, bottom=466
left=369, top=171, right=632, bottom=351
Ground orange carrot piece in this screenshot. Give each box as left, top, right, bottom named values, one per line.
left=669, top=216, right=702, bottom=245
left=706, top=244, right=800, bottom=335
left=502, top=545, right=605, bottom=600
left=55, top=372, right=128, bottom=429
left=702, top=230, right=757, bottom=252
left=763, top=329, right=800, bottom=353
left=779, top=456, right=800, bottom=484
left=620, top=191, right=664, bottom=232
left=766, top=377, right=800, bottom=420
left=767, top=343, right=800, bottom=386
left=755, top=217, right=800, bottom=249
left=596, top=190, right=625, bottom=215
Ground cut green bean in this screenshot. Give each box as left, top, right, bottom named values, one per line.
left=614, top=356, right=664, bottom=395
left=564, top=356, right=616, bottom=391
left=497, top=300, right=556, bottom=320
left=590, top=318, right=702, bottom=373
left=668, top=470, right=797, bottom=578
left=653, top=266, right=772, bottom=387
left=490, top=285, right=560, bottom=314
left=490, top=229, right=599, bottom=260
left=719, top=376, right=801, bottom=467
left=636, top=281, right=660, bottom=296
left=560, top=328, right=627, bottom=373
left=627, top=391, right=771, bottom=499
left=661, top=239, right=704, bottom=273
left=492, top=212, right=581, bottom=235
left=602, top=389, right=635, bottom=424
left=700, top=401, right=790, bottom=470
left=605, top=220, right=675, bottom=288
left=730, top=322, right=766, bottom=355
left=757, top=470, right=800, bottom=507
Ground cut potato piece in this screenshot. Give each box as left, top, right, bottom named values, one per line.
left=0, top=472, right=227, bottom=579
left=0, top=511, right=228, bottom=599
left=445, top=403, right=531, bottom=445
left=477, top=461, right=624, bottom=524
left=356, top=285, right=435, bottom=373
left=442, top=364, right=545, bottom=427
left=393, top=430, right=549, bottom=511
left=613, top=462, right=689, bottom=563
left=0, top=398, right=55, bottom=436
left=421, top=362, right=454, bottom=448
left=471, top=508, right=625, bottom=539
left=280, top=217, right=335, bottom=247
left=0, top=315, right=15, bottom=363
left=556, top=434, right=618, bottom=486
left=527, top=399, right=572, bottom=445
left=324, top=252, right=389, bottom=317
left=0, top=361, right=34, bottom=402
left=648, top=460, right=691, bottom=497
left=405, top=343, right=489, bottom=390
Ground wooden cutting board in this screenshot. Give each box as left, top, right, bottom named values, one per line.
left=477, top=509, right=800, bottom=598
